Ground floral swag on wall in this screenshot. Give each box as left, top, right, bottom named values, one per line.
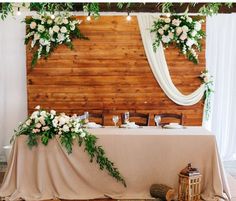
left=151, top=15, right=205, bottom=64
left=25, top=13, right=88, bottom=67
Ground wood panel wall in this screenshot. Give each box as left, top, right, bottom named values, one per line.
left=26, top=16, right=205, bottom=126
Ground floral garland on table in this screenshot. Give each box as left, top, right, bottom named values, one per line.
left=12, top=106, right=126, bottom=187
left=24, top=13, right=88, bottom=67
left=200, top=70, right=214, bottom=120
left=151, top=15, right=205, bottom=64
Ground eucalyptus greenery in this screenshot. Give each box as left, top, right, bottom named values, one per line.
left=199, top=70, right=214, bottom=120
left=13, top=106, right=126, bottom=187
left=0, top=3, right=13, bottom=20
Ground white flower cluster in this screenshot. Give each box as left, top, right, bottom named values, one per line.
left=26, top=13, right=82, bottom=60
left=153, top=15, right=204, bottom=63
left=23, top=105, right=86, bottom=138
left=200, top=70, right=213, bottom=84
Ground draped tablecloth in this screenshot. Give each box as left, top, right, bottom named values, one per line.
left=0, top=127, right=231, bottom=201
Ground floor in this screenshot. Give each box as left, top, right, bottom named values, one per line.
left=224, top=161, right=236, bottom=201
left=0, top=161, right=236, bottom=201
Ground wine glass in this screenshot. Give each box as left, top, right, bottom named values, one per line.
left=124, top=112, right=129, bottom=124
left=154, top=115, right=161, bottom=127
left=84, top=111, right=89, bottom=123
left=112, top=115, right=119, bottom=127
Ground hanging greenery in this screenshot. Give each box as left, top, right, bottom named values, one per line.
left=151, top=15, right=205, bottom=64
left=24, top=13, right=88, bottom=67
left=13, top=106, right=126, bottom=187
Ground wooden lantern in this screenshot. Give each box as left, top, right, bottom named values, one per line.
left=178, top=164, right=202, bottom=201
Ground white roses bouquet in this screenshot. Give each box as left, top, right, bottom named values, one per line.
left=13, top=106, right=126, bottom=186
left=151, top=15, right=205, bottom=64
left=24, top=13, right=88, bottom=67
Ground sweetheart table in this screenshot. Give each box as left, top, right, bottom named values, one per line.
left=0, top=127, right=231, bottom=201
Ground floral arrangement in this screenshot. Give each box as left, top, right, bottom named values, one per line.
left=24, top=13, right=88, bottom=67
left=151, top=15, right=205, bottom=64
left=200, top=70, right=214, bottom=120
left=13, top=106, right=126, bottom=187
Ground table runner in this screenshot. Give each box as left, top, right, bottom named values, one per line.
left=0, top=127, right=231, bottom=201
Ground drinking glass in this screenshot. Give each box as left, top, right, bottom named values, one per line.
left=154, top=115, right=161, bottom=127
left=112, top=115, right=119, bottom=127
left=84, top=111, right=89, bottom=123
left=124, top=112, right=129, bottom=124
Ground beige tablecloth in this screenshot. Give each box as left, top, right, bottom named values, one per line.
left=0, top=127, right=231, bottom=201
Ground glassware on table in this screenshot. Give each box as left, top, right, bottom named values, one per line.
left=154, top=115, right=161, bottom=127
left=124, top=112, right=129, bottom=124
left=84, top=111, right=89, bottom=123
left=112, top=115, right=119, bottom=127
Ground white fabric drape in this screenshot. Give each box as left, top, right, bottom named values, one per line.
left=207, top=14, right=236, bottom=161
left=0, top=15, right=27, bottom=156
left=137, top=14, right=205, bottom=106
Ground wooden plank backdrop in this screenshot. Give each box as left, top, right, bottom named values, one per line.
left=26, top=16, right=205, bottom=126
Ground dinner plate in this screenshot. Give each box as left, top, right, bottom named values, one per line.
left=163, top=124, right=184, bottom=129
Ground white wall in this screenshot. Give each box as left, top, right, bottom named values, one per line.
left=0, top=15, right=27, bottom=156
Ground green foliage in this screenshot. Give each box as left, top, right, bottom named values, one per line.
left=14, top=108, right=126, bottom=187
left=199, top=3, right=222, bottom=16
left=83, top=3, right=100, bottom=19
left=0, top=3, right=13, bottom=20
left=117, top=2, right=132, bottom=10
left=29, top=3, right=74, bottom=14
left=161, top=3, right=174, bottom=13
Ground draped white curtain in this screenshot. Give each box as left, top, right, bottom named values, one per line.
left=0, top=15, right=27, bottom=155
left=206, top=14, right=236, bottom=161
left=137, top=14, right=205, bottom=106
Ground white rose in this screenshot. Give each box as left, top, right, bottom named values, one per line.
left=186, top=38, right=194, bottom=47
left=50, top=110, right=56, bottom=115
left=70, top=24, right=75, bottom=31
left=39, top=116, right=46, bottom=125
left=58, top=33, right=65, bottom=42
left=37, top=25, right=45, bottom=33
left=80, top=132, right=86, bottom=138
left=39, top=38, right=49, bottom=46
left=182, top=25, right=189, bottom=33
left=172, top=19, right=181, bottom=26
left=180, top=33, right=187, bottom=41
left=47, top=19, right=53, bottom=24
left=53, top=25, right=60, bottom=33
left=52, top=119, right=58, bottom=128
left=49, top=28, right=53, bottom=36
left=30, top=111, right=39, bottom=119
left=158, top=28, right=164, bottom=35
left=194, top=22, right=201, bottom=31
left=176, top=27, right=182, bottom=36
left=191, top=30, right=197, bottom=37
left=40, top=111, right=47, bottom=116
left=168, top=32, right=174, bottom=39
left=42, top=126, right=50, bottom=131
left=35, top=123, right=41, bottom=128
left=55, top=16, right=63, bottom=25
left=59, top=117, right=66, bottom=126
left=186, top=17, right=193, bottom=23
left=25, top=119, right=32, bottom=126
left=34, top=33, right=40, bottom=41
left=204, top=76, right=209, bottom=83
left=164, top=17, right=171, bottom=23
left=161, top=35, right=170, bottom=43
left=62, top=125, right=70, bottom=132
left=163, top=24, right=169, bottom=31
left=35, top=105, right=40, bottom=110
left=30, top=21, right=37, bottom=29
left=60, top=26, right=67, bottom=33
left=63, top=18, right=68, bottom=24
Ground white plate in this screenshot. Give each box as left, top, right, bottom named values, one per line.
left=85, top=122, right=102, bottom=128
left=163, top=124, right=184, bottom=129
left=120, top=124, right=140, bottom=128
